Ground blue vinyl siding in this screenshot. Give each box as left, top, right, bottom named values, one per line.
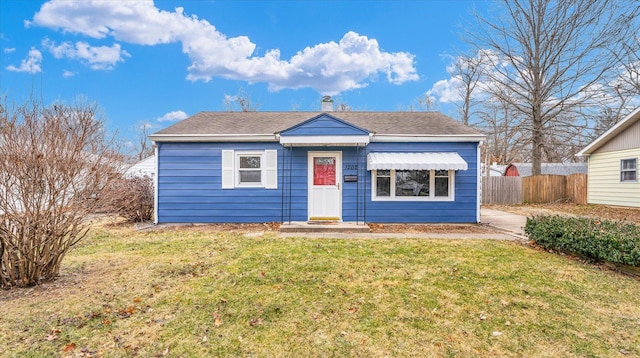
left=363, top=142, right=479, bottom=223
left=156, top=141, right=480, bottom=223
left=157, top=142, right=284, bottom=223
left=280, top=114, right=368, bottom=136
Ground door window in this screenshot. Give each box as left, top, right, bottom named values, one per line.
left=314, top=157, right=336, bottom=185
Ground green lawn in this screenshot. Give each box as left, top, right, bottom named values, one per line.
left=1, top=224, right=638, bottom=357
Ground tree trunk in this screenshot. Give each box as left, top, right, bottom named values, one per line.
left=531, top=113, right=543, bottom=176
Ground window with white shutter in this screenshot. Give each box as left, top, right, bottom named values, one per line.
left=222, top=150, right=277, bottom=189
left=264, top=150, right=278, bottom=189
left=221, top=150, right=235, bottom=189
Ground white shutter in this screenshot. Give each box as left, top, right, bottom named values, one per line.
left=264, top=149, right=278, bottom=189
left=221, top=150, right=234, bottom=189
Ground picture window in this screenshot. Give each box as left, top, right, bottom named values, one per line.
left=373, top=169, right=454, bottom=201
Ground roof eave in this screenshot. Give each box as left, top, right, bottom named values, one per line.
left=371, top=134, right=486, bottom=142
left=149, top=133, right=486, bottom=143
left=149, top=134, right=277, bottom=142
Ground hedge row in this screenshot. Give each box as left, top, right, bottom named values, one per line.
left=524, top=215, right=640, bottom=267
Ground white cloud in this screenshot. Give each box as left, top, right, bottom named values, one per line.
left=4, top=47, right=16, bottom=54
left=31, top=0, right=417, bottom=94
left=427, top=49, right=504, bottom=104
left=42, top=39, right=130, bottom=70
left=6, top=48, right=42, bottom=74
left=427, top=77, right=464, bottom=103
left=157, top=110, right=188, bottom=122
left=62, top=70, right=76, bottom=78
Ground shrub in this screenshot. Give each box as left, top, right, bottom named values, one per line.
left=525, top=215, right=640, bottom=266
left=0, top=100, right=121, bottom=288
left=101, top=176, right=154, bottom=222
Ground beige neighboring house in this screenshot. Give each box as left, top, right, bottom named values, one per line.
left=577, top=107, right=640, bottom=208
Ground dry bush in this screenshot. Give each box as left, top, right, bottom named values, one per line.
left=0, top=99, right=121, bottom=288
left=100, top=176, right=154, bottom=222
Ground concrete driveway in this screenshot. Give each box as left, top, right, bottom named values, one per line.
left=480, top=208, right=529, bottom=238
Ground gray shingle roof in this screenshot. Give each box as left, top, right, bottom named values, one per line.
left=509, top=163, right=587, bottom=176
left=152, top=111, right=482, bottom=137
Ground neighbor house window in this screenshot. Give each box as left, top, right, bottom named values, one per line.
left=372, top=169, right=454, bottom=200
left=621, top=158, right=637, bottom=182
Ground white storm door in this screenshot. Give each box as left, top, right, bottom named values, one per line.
left=308, top=152, right=342, bottom=221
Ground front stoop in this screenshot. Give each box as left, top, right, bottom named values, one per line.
left=279, top=221, right=370, bottom=233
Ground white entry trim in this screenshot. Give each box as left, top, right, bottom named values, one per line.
left=476, top=144, right=481, bottom=223
left=307, top=151, right=342, bottom=221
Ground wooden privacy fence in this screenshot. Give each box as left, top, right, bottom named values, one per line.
left=482, top=176, right=522, bottom=205
left=523, top=175, right=565, bottom=203
left=565, top=173, right=588, bottom=205
left=482, top=173, right=587, bottom=205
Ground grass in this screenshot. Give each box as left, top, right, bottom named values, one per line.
left=1, top=224, right=639, bottom=357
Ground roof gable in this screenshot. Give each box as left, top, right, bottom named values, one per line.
left=279, top=113, right=369, bottom=136
left=505, top=163, right=587, bottom=176
left=578, top=106, right=640, bottom=156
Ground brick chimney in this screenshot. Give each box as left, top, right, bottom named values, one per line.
left=321, top=96, right=333, bottom=112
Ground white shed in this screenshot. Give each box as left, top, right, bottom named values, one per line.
left=125, top=156, right=156, bottom=178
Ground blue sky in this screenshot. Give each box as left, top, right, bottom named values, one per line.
left=1, top=0, right=485, bottom=144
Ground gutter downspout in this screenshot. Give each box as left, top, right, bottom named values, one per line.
left=153, top=142, right=159, bottom=224
left=476, top=141, right=482, bottom=223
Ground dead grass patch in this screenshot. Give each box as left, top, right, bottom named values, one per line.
left=0, top=223, right=638, bottom=357
left=486, top=203, right=640, bottom=224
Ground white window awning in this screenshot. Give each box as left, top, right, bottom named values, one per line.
left=367, top=152, right=468, bottom=171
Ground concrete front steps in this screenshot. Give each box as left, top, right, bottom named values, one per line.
left=279, top=221, right=370, bottom=233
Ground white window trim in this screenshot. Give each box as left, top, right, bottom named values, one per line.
left=236, top=151, right=265, bottom=187
left=371, top=169, right=455, bottom=201
left=620, top=158, right=638, bottom=183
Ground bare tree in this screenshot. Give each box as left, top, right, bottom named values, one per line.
left=404, top=93, right=439, bottom=112
left=223, top=87, right=259, bottom=112
left=467, top=0, right=639, bottom=175
left=613, top=31, right=640, bottom=95
left=476, top=94, right=529, bottom=164
left=0, top=99, right=121, bottom=288
left=448, top=52, right=487, bottom=125
left=131, top=121, right=154, bottom=161
left=334, top=101, right=353, bottom=112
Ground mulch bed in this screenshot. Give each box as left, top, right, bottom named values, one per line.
left=141, top=222, right=498, bottom=234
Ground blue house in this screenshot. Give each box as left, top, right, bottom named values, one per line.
left=149, top=106, right=485, bottom=224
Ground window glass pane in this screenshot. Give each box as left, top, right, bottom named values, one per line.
left=435, top=177, right=449, bottom=196
left=396, top=170, right=429, bottom=196
left=622, top=171, right=637, bottom=182
left=377, top=170, right=390, bottom=177
left=240, top=156, right=261, bottom=169
left=376, top=176, right=390, bottom=196
left=435, top=170, right=448, bottom=177
left=314, top=157, right=336, bottom=185
left=239, top=170, right=261, bottom=183
left=622, top=159, right=637, bottom=170
left=315, top=157, right=335, bottom=165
